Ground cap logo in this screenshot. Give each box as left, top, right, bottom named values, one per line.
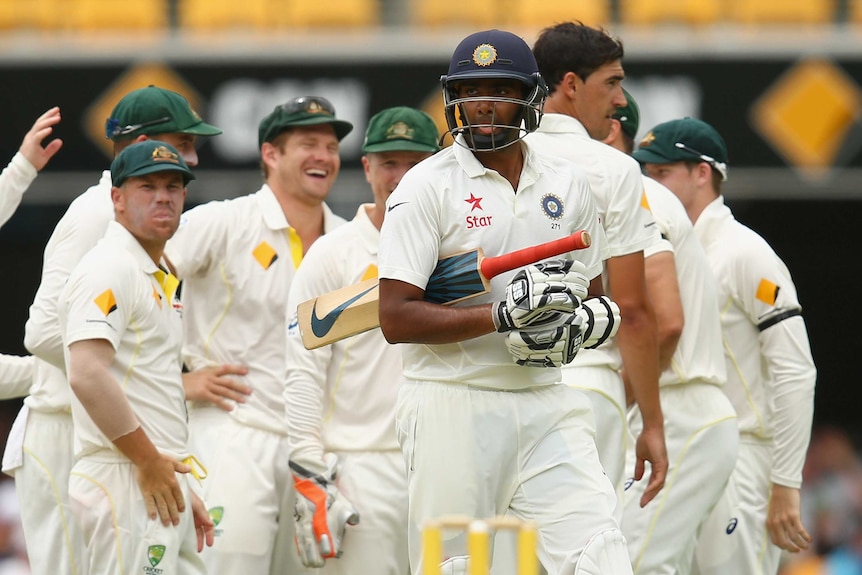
left=639, top=131, right=655, bottom=147
left=386, top=121, right=414, bottom=141
left=152, top=146, right=180, bottom=164
left=306, top=101, right=329, bottom=115
left=473, top=43, right=497, bottom=67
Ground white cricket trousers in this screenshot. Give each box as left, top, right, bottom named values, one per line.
left=187, top=407, right=311, bottom=575
left=318, top=450, right=409, bottom=575
left=395, top=379, right=630, bottom=575
left=11, top=409, right=87, bottom=575
left=68, top=457, right=206, bottom=575
left=622, top=382, right=739, bottom=574
left=692, top=439, right=782, bottom=575
left=562, top=365, right=628, bottom=521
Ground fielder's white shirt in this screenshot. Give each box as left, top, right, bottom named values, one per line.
left=24, top=171, right=114, bottom=412
left=642, top=176, right=726, bottom=388
left=694, top=196, right=815, bottom=488
left=0, top=354, right=34, bottom=400
left=0, top=152, right=37, bottom=229
left=285, top=204, right=402, bottom=469
left=60, top=221, right=188, bottom=460
left=528, top=114, right=659, bottom=371
left=166, top=184, right=346, bottom=435
left=378, top=138, right=606, bottom=391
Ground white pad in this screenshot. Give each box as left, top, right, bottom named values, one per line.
left=573, top=528, right=633, bottom=575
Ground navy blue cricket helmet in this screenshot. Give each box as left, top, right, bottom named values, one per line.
left=441, top=29, right=547, bottom=151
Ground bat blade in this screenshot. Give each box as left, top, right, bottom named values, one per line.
left=297, top=230, right=591, bottom=349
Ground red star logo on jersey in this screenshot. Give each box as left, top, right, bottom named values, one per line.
left=464, top=193, right=483, bottom=212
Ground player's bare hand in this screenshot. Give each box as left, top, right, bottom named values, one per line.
left=136, top=454, right=190, bottom=526
left=191, top=491, right=215, bottom=552
left=766, top=484, right=811, bottom=553
left=633, top=424, right=668, bottom=507
left=182, top=364, right=251, bottom=411
left=19, top=106, right=63, bottom=171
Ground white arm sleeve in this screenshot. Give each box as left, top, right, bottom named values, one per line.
left=0, top=354, right=34, bottom=400
left=0, top=152, right=36, bottom=229
left=759, top=314, right=816, bottom=488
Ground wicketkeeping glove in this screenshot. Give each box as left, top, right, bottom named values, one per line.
left=492, top=259, right=589, bottom=332
left=506, top=314, right=584, bottom=367
left=576, top=296, right=622, bottom=349
left=290, top=454, right=360, bottom=568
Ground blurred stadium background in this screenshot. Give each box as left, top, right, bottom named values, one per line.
left=1, top=1, right=861, bottom=572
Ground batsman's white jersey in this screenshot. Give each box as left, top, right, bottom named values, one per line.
left=285, top=203, right=408, bottom=575
left=527, top=114, right=659, bottom=503
left=379, top=138, right=605, bottom=391
left=3, top=171, right=113, bottom=575
left=164, top=184, right=345, bottom=575
left=379, top=138, right=630, bottom=575
left=622, top=177, right=738, bottom=575
left=0, top=152, right=37, bottom=229
left=59, top=221, right=204, bottom=575
left=692, top=196, right=816, bottom=575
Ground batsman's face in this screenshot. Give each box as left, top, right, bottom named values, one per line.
left=455, top=79, right=524, bottom=137
left=113, top=172, right=187, bottom=250
left=362, top=150, right=431, bottom=210
left=574, top=60, right=626, bottom=141
left=272, top=125, right=341, bottom=203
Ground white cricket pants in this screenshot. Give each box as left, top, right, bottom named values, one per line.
left=396, top=379, right=630, bottom=575
left=68, top=457, right=205, bottom=575
left=622, top=382, right=739, bottom=574
left=12, top=410, right=87, bottom=575
left=692, top=439, right=782, bottom=575
left=188, top=407, right=311, bottom=575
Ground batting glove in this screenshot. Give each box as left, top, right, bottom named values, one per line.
left=577, top=296, right=622, bottom=349
left=506, top=314, right=584, bottom=367
left=492, top=259, right=588, bottom=332
left=291, top=454, right=359, bottom=568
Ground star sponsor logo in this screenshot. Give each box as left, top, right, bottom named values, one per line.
left=464, top=193, right=483, bottom=212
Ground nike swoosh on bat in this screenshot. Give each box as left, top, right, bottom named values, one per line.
left=310, top=284, right=378, bottom=338
left=387, top=202, right=409, bottom=212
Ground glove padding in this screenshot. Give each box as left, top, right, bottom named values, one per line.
left=506, top=313, right=584, bottom=367
left=291, top=455, right=360, bottom=567
left=576, top=296, right=622, bottom=349
left=493, top=259, right=589, bottom=332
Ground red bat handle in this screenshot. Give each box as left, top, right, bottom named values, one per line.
left=479, top=230, right=592, bottom=280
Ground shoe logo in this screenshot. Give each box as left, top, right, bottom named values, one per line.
left=387, top=201, right=408, bottom=212
left=310, top=284, right=378, bottom=337
left=726, top=517, right=738, bottom=534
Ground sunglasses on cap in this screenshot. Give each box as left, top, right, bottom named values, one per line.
left=278, top=96, right=336, bottom=116
left=105, top=116, right=171, bottom=139
left=673, top=142, right=728, bottom=180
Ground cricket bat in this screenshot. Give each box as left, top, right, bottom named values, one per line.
left=297, top=230, right=591, bottom=350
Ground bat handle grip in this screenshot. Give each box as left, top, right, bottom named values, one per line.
left=479, top=230, right=591, bottom=280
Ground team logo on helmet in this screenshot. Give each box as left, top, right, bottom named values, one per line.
left=472, top=43, right=497, bottom=67
left=541, top=194, right=564, bottom=220
left=386, top=121, right=414, bottom=141
left=639, top=131, right=655, bottom=147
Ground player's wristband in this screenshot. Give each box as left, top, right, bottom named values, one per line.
left=492, top=301, right=514, bottom=333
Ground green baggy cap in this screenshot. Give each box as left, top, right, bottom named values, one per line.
left=633, top=117, right=728, bottom=180
left=362, top=106, right=440, bottom=154
left=111, top=140, right=195, bottom=187
left=258, top=96, right=354, bottom=147
left=106, top=85, right=222, bottom=141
